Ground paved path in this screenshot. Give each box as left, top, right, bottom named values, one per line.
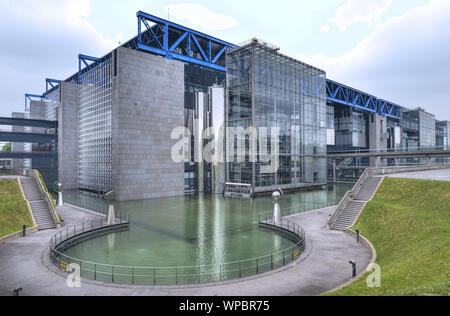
left=387, top=168, right=450, bottom=182
left=0, top=205, right=371, bottom=296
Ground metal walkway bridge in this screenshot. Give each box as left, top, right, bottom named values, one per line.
left=0, top=116, right=57, bottom=159
left=0, top=116, right=58, bottom=186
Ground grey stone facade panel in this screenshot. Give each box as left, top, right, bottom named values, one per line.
left=58, top=82, right=79, bottom=190
left=112, top=47, right=185, bottom=201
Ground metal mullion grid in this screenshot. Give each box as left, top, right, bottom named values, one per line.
left=79, top=58, right=112, bottom=192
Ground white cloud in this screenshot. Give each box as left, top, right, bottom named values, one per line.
left=330, top=0, right=392, bottom=32
left=298, top=0, right=450, bottom=121
left=0, top=0, right=118, bottom=114
left=164, top=3, right=238, bottom=31
left=320, top=24, right=330, bottom=33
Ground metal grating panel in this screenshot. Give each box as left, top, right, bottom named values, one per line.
left=78, top=56, right=113, bottom=193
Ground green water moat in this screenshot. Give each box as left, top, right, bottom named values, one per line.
left=61, top=184, right=352, bottom=268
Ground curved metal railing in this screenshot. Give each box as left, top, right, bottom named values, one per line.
left=258, top=213, right=306, bottom=246
left=49, top=214, right=306, bottom=286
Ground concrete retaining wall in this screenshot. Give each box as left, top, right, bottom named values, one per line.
left=369, top=164, right=450, bottom=175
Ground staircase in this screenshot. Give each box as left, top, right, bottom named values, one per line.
left=329, top=172, right=383, bottom=231
left=354, top=177, right=383, bottom=201
left=20, top=177, right=57, bottom=230
left=331, top=200, right=366, bottom=230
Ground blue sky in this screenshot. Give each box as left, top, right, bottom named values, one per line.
left=0, top=0, right=449, bottom=120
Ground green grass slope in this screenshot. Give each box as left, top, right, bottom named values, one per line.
left=0, top=180, right=34, bottom=238
left=327, top=177, right=449, bottom=296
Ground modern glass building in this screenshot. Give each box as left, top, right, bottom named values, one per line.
left=436, top=121, right=450, bottom=150
left=402, top=108, right=436, bottom=150
left=226, top=39, right=327, bottom=193
left=18, top=10, right=449, bottom=200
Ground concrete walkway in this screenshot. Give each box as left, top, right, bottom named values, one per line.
left=0, top=204, right=372, bottom=296
left=387, top=168, right=450, bottom=182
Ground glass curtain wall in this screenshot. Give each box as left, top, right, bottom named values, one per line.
left=436, top=121, right=445, bottom=149
left=78, top=55, right=113, bottom=193
left=45, top=89, right=59, bottom=121
left=226, top=41, right=327, bottom=192
left=184, top=64, right=225, bottom=192
left=419, top=110, right=436, bottom=148
left=402, top=111, right=419, bottom=151
left=447, top=122, right=450, bottom=150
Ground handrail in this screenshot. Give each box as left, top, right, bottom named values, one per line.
left=328, top=168, right=370, bottom=227
left=257, top=201, right=333, bottom=223
left=259, top=213, right=306, bottom=245
left=49, top=214, right=305, bottom=285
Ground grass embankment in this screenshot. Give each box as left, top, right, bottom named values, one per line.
left=328, top=177, right=450, bottom=296
left=0, top=180, right=34, bottom=238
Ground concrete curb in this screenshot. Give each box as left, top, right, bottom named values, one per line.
left=0, top=227, right=39, bottom=246
left=321, top=229, right=377, bottom=295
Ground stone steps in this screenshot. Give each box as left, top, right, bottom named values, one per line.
left=20, top=177, right=57, bottom=230
left=330, top=176, right=383, bottom=231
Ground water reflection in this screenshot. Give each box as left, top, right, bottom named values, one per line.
left=62, top=184, right=352, bottom=268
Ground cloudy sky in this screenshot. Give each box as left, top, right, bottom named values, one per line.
left=0, top=0, right=449, bottom=120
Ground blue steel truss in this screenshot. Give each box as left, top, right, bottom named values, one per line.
left=77, top=54, right=105, bottom=82
left=29, top=11, right=406, bottom=122
left=136, top=11, right=237, bottom=72
left=378, top=99, right=403, bottom=120
left=45, top=78, right=62, bottom=94
left=326, top=79, right=378, bottom=114
left=326, top=79, right=403, bottom=120
left=25, top=94, right=44, bottom=111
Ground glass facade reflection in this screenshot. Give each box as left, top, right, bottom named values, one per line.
left=333, top=107, right=368, bottom=149
left=184, top=64, right=226, bottom=192
left=436, top=121, right=450, bottom=150
left=402, top=108, right=436, bottom=150
left=226, top=40, right=327, bottom=193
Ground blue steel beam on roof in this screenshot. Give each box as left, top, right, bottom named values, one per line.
left=136, top=11, right=237, bottom=72
left=25, top=94, right=44, bottom=111
left=78, top=54, right=104, bottom=82
left=326, top=79, right=378, bottom=114
left=45, top=78, right=62, bottom=94
left=378, top=99, right=404, bottom=120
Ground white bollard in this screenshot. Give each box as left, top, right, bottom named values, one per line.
left=54, top=182, right=64, bottom=207
left=272, top=191, right=282, bottom=225
left=107, top=205, right=116, bottom=225
left=57, top=191, right=64, bottom=206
